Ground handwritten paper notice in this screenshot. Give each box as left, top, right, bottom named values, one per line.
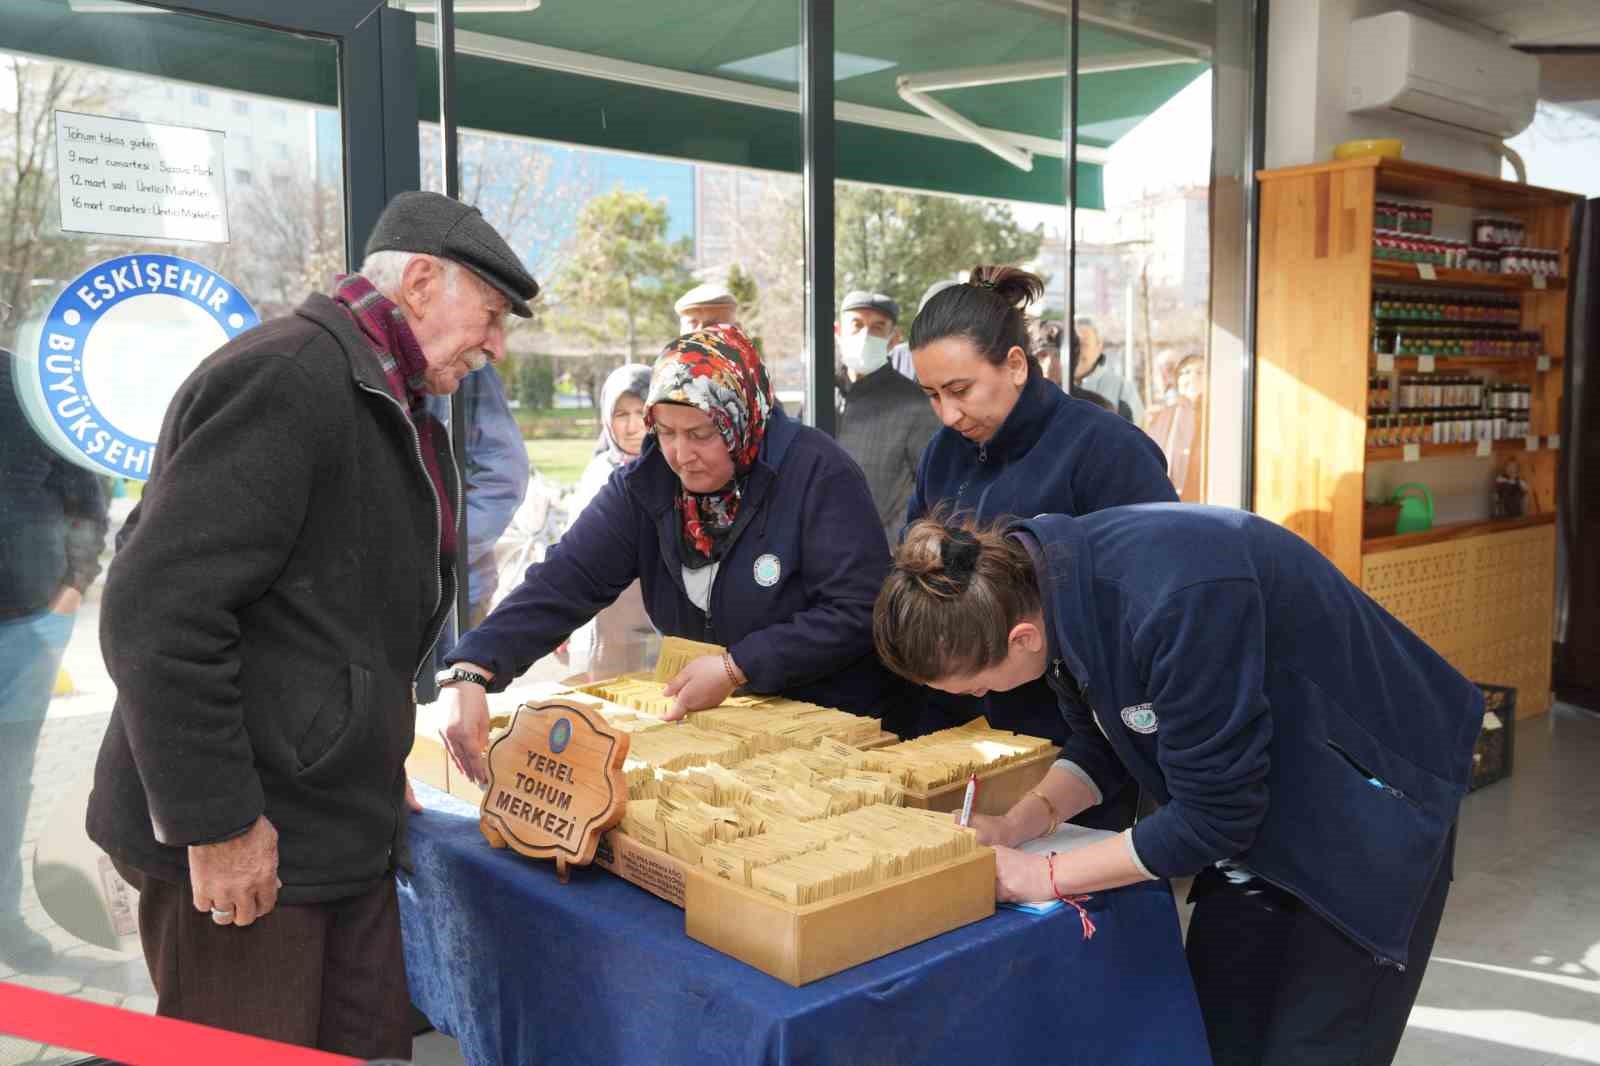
left=55, top=110, right=229, bottom=243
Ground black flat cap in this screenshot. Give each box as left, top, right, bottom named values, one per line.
left=839, top=289, right=900, bottom=324
left=365, top=191, right=539, bottom=317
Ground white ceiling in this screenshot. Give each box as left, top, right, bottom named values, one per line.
left=1415, top=0, right=1600, bottom=46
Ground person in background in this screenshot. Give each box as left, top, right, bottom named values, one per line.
left=87, top=191, right=538, bottom=1059
left=1030, top=318, right=1067, bottom=388
left=1073, top=316, right=1144, bottom=424
left=0, top=342, right=110, bottom=967
left=874, top=513, right=1479, bottom=1066
left=1151, top=347, right=1183, bottom=410
left=437, top=325, right=898, bottom=784
left=674, top=283, right=739, bottom=334
left=439, top=366, right=530, bottom=627
left=888, top=279, right=959, bottom=382
left=1145, top=353, right=1206, bottom=502
left=417, top=363, right=530, bottom=704
left=904, top=265, right=1176, bottom=822
left=562, top=363, right=657, bottom=678
left=834, top=291, right=941, bottom=543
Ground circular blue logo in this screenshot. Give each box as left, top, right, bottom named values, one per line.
left=30, top=254, right=258, bottom=480
left=549, top=717, right=572, bottom=754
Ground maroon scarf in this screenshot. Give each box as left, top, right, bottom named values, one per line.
left=332, top=274, right=456, bottom=560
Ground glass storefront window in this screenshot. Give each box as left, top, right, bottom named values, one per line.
left=1, top=4, right=345, bottom=1061
left=422, top=2, right=805, bottom=684
left=1503, top=54, right=1600, bottom=197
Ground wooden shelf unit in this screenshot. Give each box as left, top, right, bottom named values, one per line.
left=1362, top=513, right=1555, bottom=553
left=1370, top=259, right=1567, bottom=291
left=1255, top=157, right=1578, bottom=718
left=1364, top=440, right=1530, bottom=462
left=1372, top=354, right=1559, bottom=372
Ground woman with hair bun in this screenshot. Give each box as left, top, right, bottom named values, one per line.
left=875, top=510, right=1480, bottom=1066
left=903, top=266, right=1175, bottom=822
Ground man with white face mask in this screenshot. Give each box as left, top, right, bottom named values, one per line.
left=834, top=290, right=941, bottom=540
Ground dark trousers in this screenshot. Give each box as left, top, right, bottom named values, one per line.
left=118, top=862, right=412, bottom=1060
left=1185, top=828, right=1455, bottom=1066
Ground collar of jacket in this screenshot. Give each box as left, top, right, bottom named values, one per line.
left=1009, top=515, right=1097, bottom=690
left=970, top=365, right=1060, bottom=463
left=842, top=363, right=902, bottom=399
left=295, top=292, right=410, bottom=398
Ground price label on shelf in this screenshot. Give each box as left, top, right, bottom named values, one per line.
left=1525, top=435, right=1540, bottom=453
left=1537, top=355, right=1552, bottom=372
left=1476, top=438, right=1492, bottom=458
left=1532, top=274, right=1548, bottom=290
left=1376, top=353, right=1395, bottom=373
left=1418, top=355, right=1436, bottom=373
left=1417, top=263, right=1438, bottom=281
left=1403, top=443, right=1421, bottom=463
left=1548, top=434, right=1560, bottom=451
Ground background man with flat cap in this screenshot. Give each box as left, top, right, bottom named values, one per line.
left=833, top=290, right=940, bottom=541
left=86, top=190, right=538, bottom=1058
left=674, top=282, right=739, bottom=333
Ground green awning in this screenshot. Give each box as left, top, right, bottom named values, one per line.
left=4, top=0, right=1211, bottom=210
left=426, top=3, right=1209, bottom=210
left=2, top=0, right=338, bottom=106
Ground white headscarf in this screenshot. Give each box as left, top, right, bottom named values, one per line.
left=597, top=363, right=654, bottom=466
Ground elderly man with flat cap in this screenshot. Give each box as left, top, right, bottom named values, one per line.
left=674, top=281, right=739, bottom=333
left=834, top=290, right=941, bottom=541
left=86, top=191, right=538, bottom=1058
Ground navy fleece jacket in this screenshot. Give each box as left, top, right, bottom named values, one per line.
left=450, top=408, right=898, bottom=715
left=1018, top=505, right=1480, bottom=965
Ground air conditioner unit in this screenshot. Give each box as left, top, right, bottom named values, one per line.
left=1346, top=11, right=1539, bottom=139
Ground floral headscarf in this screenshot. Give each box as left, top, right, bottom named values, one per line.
left=597, top=363, right=654, bottom=467
left=645, top=324, right=774, bottom=567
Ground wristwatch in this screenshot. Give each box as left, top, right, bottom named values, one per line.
left=435, top=666, right=491, bottom=689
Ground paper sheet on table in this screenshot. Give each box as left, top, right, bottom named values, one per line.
left=1001, top=823, right=1120, bottom=915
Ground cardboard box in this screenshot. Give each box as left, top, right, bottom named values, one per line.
left=683, top=848, right=996, bottom=986
left=592, top=828, right=692, bottom=908
left=900, top=745, right=1061, bottom=816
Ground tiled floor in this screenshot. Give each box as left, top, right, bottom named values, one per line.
left=410, top=704, right=1600, bottom=1066
left=1391, top=701, right=1600, bottom=1066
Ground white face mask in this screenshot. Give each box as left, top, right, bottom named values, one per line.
left=841, top=331, right=890, bottom=375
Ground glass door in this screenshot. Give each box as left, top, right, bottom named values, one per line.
left=0, top=2, right=413, bottom=1061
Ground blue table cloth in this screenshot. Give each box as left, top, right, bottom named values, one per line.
left=399, top=784, right=1211, bottom=1066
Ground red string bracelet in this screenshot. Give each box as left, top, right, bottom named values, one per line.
left=1046, top=851, right=1097, bottom=940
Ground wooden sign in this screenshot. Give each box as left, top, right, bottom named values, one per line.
left=479, top=699, right=630, bottom=881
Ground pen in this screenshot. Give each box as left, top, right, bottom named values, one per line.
left=959, top=773, right=978, bottom=828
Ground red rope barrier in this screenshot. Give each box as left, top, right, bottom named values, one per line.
left=0, top=981, right=362, bottom=1066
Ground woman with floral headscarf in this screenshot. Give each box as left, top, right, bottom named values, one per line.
left=437, top=326, right=899, bottom=785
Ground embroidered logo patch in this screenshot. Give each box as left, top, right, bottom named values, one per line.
left=753, top=553, right=782, bottom=587
left=1120, top=703, right=1159, bottom=734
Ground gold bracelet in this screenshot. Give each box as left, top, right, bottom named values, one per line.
left=1028, top=790, right=1061, bottom=835
left=722, top=651, right=741, bottom=687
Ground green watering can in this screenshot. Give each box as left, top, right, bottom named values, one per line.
left=1391, top=482, right=1434, bottom=534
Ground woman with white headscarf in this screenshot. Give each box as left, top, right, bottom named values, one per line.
left=563, top=363, right=655, bottom=677
left=570, top=363, right=653, bottom=523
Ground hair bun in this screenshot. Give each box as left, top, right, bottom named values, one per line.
left=940, top=528, right=981, bottom=581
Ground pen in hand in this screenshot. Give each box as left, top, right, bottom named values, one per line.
left=959, top=773, right=978, bottom=828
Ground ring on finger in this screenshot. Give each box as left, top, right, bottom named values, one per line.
left=210, top=907, right=235, bottom=924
